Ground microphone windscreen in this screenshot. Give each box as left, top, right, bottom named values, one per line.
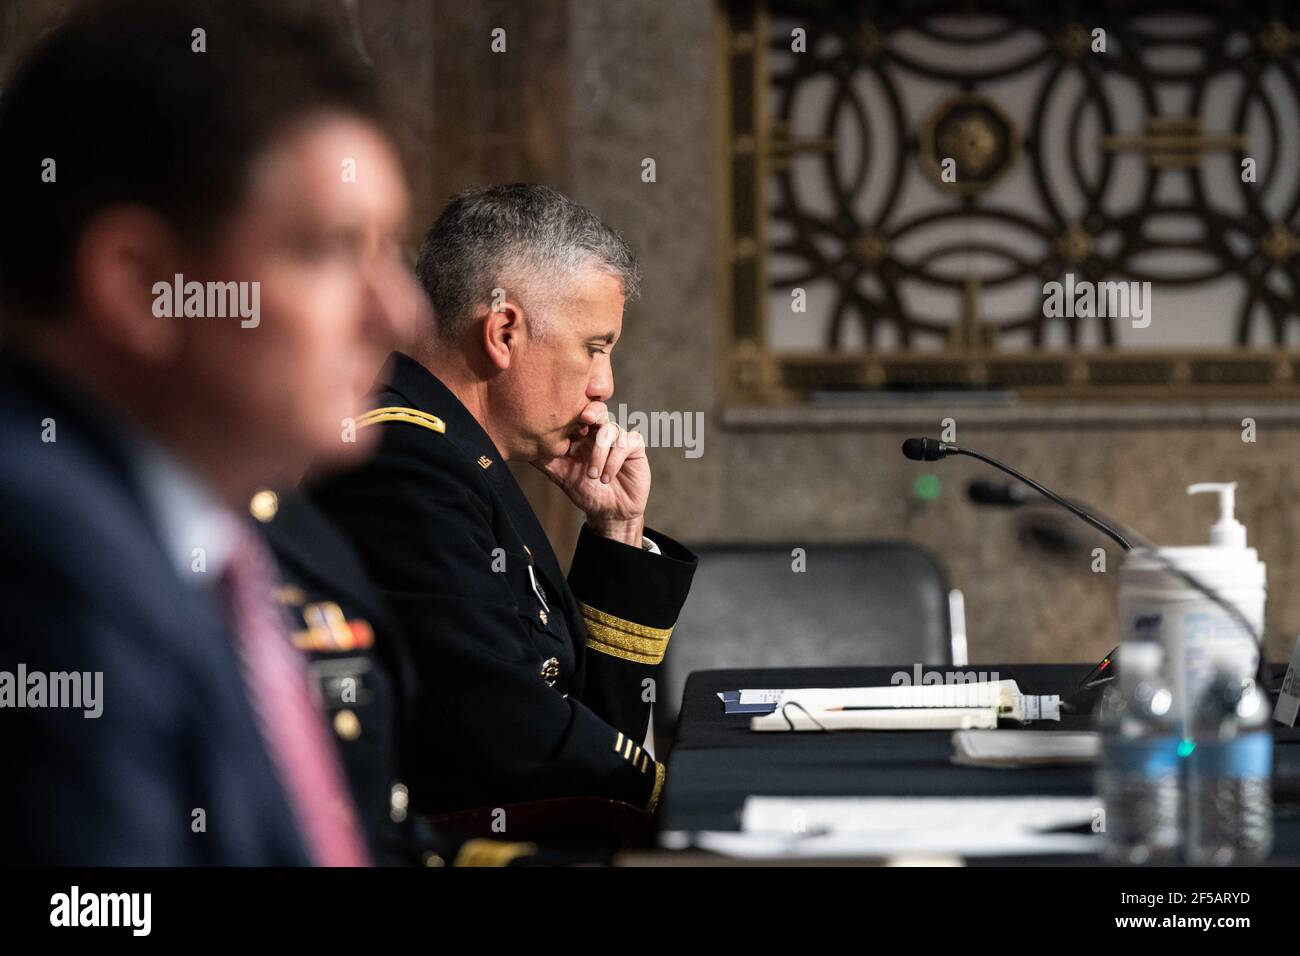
left=901, top=437, right=931, bottom=461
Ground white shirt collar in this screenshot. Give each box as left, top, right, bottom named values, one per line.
left=130, top=438, right=242, bottom=586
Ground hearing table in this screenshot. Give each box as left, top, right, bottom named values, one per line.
left=659, top=663, right=1300, bottom=863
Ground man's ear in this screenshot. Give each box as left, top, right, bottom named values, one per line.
left=73, top=206, right=183, bottom=362
left=482, top=298, right=525, bottom=371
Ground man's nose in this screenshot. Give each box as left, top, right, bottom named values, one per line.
left=587, top=365, right=613, bottom=403
left=363, top=257, right=419, bottom=351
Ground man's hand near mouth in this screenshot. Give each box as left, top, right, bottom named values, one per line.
left=534, top=400, right=649, bottom=548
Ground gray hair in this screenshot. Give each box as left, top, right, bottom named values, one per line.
left=415, top=183, right=641, bottom=342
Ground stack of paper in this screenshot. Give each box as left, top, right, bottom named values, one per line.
left=741, top=795, right=1100, bottom=834
left=657, top=795, right=1105, bottom=859
left=753, top=706, right=998, bottom=731
left=950, top=729, right=1099, bottom=767
left=724, top=681, right=1062, bottom=731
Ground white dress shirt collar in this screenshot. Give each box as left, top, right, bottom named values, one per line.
left=130, top=437, right=242, bottom=587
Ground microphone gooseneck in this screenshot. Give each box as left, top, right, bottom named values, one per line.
left=901, top=438, right=1132, bottom=550
left=956, top=446, right=1134, bottom=552
left=901, top=436, right=1265, bottom=667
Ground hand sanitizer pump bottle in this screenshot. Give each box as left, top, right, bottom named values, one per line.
left=1117, top=482, right=1266, bottom=734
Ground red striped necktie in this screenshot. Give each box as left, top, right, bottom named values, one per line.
left=220, top=524, right=371, bottom=867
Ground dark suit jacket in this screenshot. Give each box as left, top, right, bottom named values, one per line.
left=313, top=352, right=697, bottom=814
left=0, top=349, right=309, bottom=865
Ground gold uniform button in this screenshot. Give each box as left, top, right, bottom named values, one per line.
left=538, top=609, right=548, bottom=625
left=249, top=489, right=279, bottom=523
left=390, top=782, right=410, bottom=823
left=273, top=584, right=306, bottom=606
left=333, top=708, right=361, bottom=741
left=540, top=657, right=560, bottom=686
left=423, top=852, right=446, bottom=867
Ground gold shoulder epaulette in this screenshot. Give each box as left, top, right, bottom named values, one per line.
left=356, top=406, right=446, bottom=435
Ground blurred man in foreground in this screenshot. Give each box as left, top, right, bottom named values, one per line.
left=315, top=185, right=698, bottom=819
left=0, top=0, right=418, bottom=864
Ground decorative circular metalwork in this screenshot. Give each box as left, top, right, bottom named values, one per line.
left=919, top=94, right=1019, bottom=196
left=736, top=1, right=1300, bottom=371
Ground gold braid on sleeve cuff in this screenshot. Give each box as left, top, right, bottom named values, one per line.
left=645, top=761, right=667, bottom=814
left=580, top=602, right=673, bottom=665
left=452, top=839, right=539, bottom=867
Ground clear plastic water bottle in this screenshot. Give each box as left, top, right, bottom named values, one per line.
left=1096, top=641, right=1180, bottom=864
left=1186, top=667, right=1273, bottom=865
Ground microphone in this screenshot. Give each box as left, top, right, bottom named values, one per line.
left=1019, top=514, right=1090, bottom=558
left=903, top=435, right=1127, bottom=711
left=901, top=437, right=957, bottom=461
left=901, top=438, right=1133, bottom=551
left=969, top=479, right=1098, bottom=558
left=967, top=478, right=1037, bottom=508
left=902, top=436, right=1268, bottom=711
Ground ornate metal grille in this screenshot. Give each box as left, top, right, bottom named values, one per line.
left=720, top=0, right=1300, bottom=400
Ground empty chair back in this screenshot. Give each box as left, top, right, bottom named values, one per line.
left=660, top=542, right=953, bottom=724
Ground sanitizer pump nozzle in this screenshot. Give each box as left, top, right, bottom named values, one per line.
left=1187, top=482, right=1247, bottom=548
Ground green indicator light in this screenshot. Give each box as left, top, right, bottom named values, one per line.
left=1177, top=738, right=1196, bottom=758
left=913, top=474, right=941, bottom=501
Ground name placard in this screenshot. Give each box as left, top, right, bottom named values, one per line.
left=1272, top=635, right=1300, bottom=726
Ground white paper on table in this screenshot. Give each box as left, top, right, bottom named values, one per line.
left=661, top=828, right=1103, bottom=860
left=740, top=795, right=1101, bottom=837
left=735, top=689, right=783, bottom=705
left=751, top=706, right=999, bottom=732
left=740, top=683, right=1013, bottom=709
left=737, top=681, right=1060, bottom=721
left=950, top=729, right=1100, bottom=767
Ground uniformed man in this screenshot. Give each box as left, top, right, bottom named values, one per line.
left=313, top=183, right=698, bottom=819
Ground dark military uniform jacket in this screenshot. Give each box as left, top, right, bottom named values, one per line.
left=257, top=487, right=596, bottom=867
left=253, top=488, right=408, bottom=856
left=313, top=351, right=697, bottom=815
